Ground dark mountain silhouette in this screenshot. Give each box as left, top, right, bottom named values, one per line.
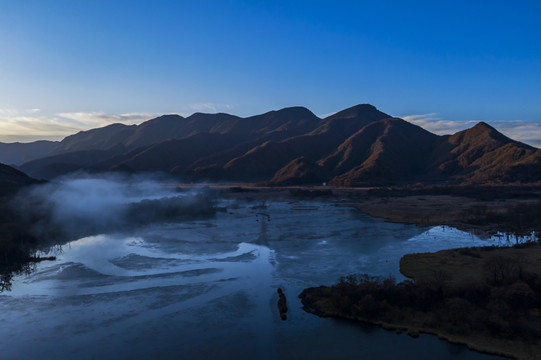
left=53, top=123, right=137, bottom=154
left=431, top=122, right=537, bottom=183
left=20, top=149, right=117, bottom=179
left=325, top=118, right=440, bottom=186
left=0, top=140, right=57, bottom=165
left=90, top=133, right=241, bottom=174
left=324, top=119, right=539, bottom=186
left=9, top=104, right=541, bottom=186
left=20, top=107, right=322, bottom=179
left=0, top=163, right=37, bottom=195
left=215, top=104, right=392, bottom=181
left=311, top=104, right=391, bottom=136
left=52, top=107, right=319, bottom=154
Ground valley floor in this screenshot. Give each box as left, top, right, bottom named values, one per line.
left=215, top=183, right=541, bottom=235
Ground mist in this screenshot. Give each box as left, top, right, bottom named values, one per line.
left=14, top=173, right=219, bottom=241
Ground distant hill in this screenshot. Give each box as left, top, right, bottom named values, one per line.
left=51, top=106, right=320, bottom=154
left=0, top=140, right=57, bottom=166
left=0, top=163, right=37, bottom=195
left=19, top=106, right=323, bottom=179
left=431, top=122, right=538, bottom=183
left=19, top=149, right=117, bottom=180
left=53, top=123, right=137, bottom=154
left=8, top=104, right=541, bottom=186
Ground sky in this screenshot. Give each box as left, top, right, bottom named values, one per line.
left=0, top=0, right=540, bottom=144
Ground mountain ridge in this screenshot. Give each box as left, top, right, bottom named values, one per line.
left=6, top=104, right=540, bottom=186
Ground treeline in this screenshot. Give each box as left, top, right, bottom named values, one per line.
left=300, top=245, right=541, bottom=346
left=0, top=196, right=43, bottom=291
left=461, top=202, right=541, bottom=234
left=367, top=184, right=541, bottom=201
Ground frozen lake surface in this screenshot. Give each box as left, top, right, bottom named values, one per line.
left=0, top=199, right=506, bottom=359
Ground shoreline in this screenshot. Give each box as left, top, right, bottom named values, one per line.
left=299, top=243, right=541, bottom=360
left=179, top=184, right=541, bottom=359
left=4, top=182, right=541, bottom=359
left=301, top=306, right=520, bottom=360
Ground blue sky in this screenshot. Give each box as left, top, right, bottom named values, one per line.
left=0, top=1, right=540, bottom=144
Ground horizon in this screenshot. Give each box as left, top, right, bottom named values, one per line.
left=2, top=103, right=541, bottom=148
left=1, top=1, right=540, bottom=145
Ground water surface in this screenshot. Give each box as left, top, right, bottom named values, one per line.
left=0, top=200, right=506, bottom=359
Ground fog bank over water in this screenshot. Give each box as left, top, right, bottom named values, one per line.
left=14, top=173, right=218, bottom=240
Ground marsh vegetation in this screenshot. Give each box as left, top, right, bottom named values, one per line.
left=300, top=242, right=541, bottom=360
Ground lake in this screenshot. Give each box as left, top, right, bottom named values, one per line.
left=0, top=198, right=507, bottom=359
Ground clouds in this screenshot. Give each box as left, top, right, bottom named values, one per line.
left=57, top=112, right=155, bottom=128
left=189, top=103, right=233, bottom=113
left=493, top=121, right=541, bottom=148
left=0, top=108, right=77, bottom=142
left=402, top=114, right=478, bottom=135
left=0, top=109, right=155, bottom=143
left=0, top=104, right=236, bottom=143
left=403, top=113, right=541, bottom=148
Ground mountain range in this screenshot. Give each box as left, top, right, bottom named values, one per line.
left=1, top=104, right=540, bottom=186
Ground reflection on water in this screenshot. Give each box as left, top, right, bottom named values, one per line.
left=0, top=200, right=506, bottom=359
